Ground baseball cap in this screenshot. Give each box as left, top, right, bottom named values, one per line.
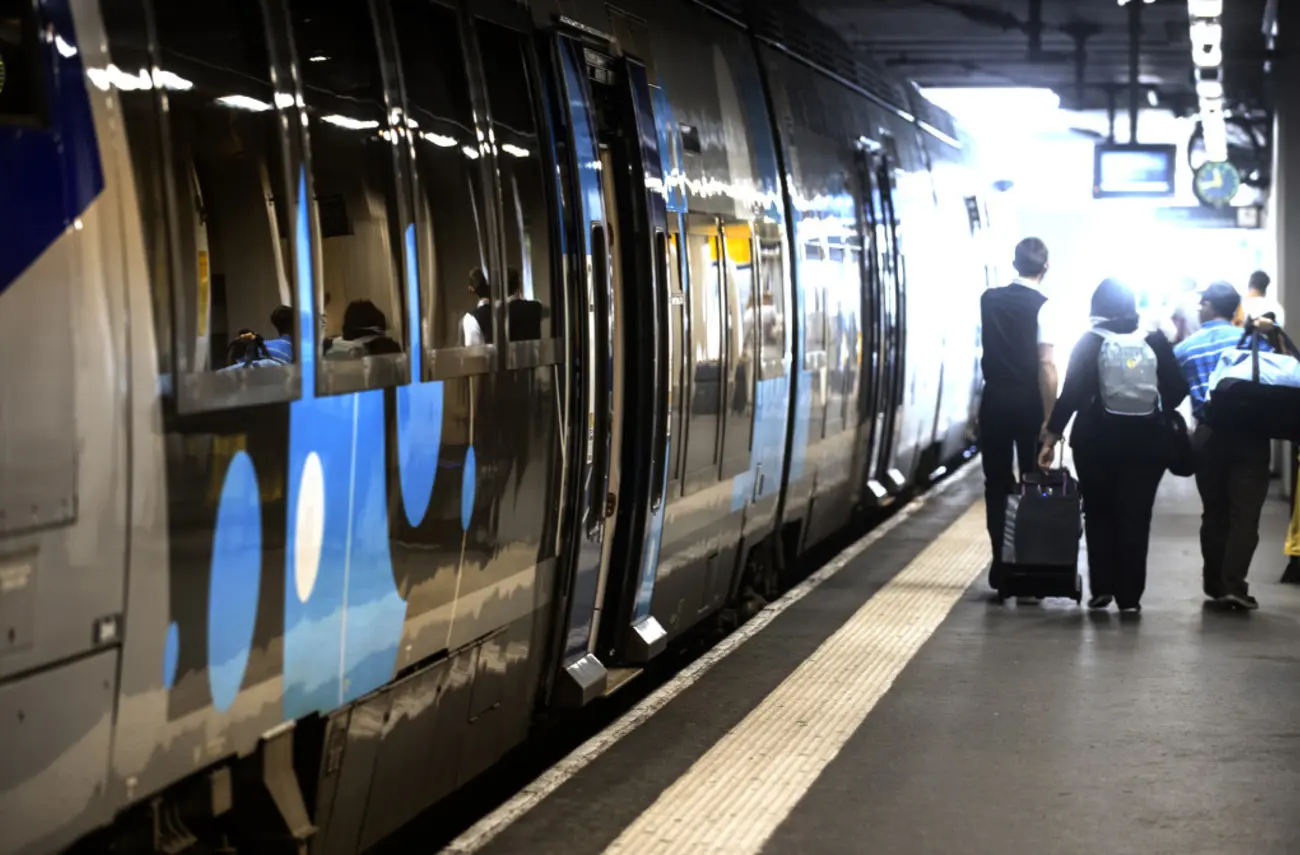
left=1199, top=281, right=1241, bottom=317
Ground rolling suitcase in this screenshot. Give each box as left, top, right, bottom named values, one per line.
left=997, top=467, right=1083, bottom=603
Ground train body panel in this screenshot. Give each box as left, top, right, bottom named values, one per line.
left=0, top=0, right=997, bottom=852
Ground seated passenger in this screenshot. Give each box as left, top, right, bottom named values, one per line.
left=220, top=330, right=282, bottom=371
left=265, top=305, right=294, bottom=364
left=324, top=299, right=402, bottom=359
left=1038, top=279, right=1188, bottom=613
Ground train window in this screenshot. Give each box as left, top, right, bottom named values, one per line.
left=0, top=0, right=44, bottom=125
left=803, top=238, right=827, bottom=360
left=109, top=0, right=300, bottom=410
left=288, top=0, right=407, bottom=393
left=474, top=18, right=558, bottom=359
left=755, top=229, right=787, bottom=379
left=665, top=228, right=685, bottom=488
left=683, top=219, right=723, bottom=479
left=389, top=0, right=492, bottom=370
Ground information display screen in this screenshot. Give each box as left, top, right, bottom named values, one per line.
left=1093, top=144, right=1177, bottom=198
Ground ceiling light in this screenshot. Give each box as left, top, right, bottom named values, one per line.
left=309, top=55, right=329, bottom=62
left=1147, top=89, right=1159, bottom=107
left=1196, top=79, right=1224, bottom=99
left=152, top=69, right=193, bottom=91
left=216, top=94, right=273, bottom=112
left=422, top=132, right=457, bottom=147
left=1188, top=0, right=1222, bottom=17
left=462, top=145, right=480, bottom=160
left=321, top=115, right=380, bottom=130
left=501, top=143, right=529, bottom=158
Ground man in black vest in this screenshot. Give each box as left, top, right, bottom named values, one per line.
left=981, top=237, right=1059, bottom=588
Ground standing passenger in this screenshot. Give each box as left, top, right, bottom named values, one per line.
left=980, top=237, right=1060, bottom=589
left=1241, top=270, right=1284, bottom=327
left=1174, top=282, right=1273, bottom=610
left=1038, top=279, right=1188, bottom=612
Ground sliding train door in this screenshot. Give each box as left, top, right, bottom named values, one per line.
left=551, top=22, right=671, bottom=705
left=857, top=142, right=906, bottom=499
left=552, top=34, right=615, bottom=705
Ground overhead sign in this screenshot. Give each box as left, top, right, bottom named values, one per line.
left=1155, top=205, right=1264, bottom=229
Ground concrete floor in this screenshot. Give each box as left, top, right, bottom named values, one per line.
left=474, top=467, right=1300, bottom=855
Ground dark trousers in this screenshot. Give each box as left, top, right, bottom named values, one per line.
left=981, top=391, right=1041, bottom=582
left=1075, top=450, right=1164, bottom=607
left=1194, top=425, right=1271, bottom=597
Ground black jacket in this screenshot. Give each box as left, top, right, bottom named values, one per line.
left=1045, top=322, right=1188, bottom=458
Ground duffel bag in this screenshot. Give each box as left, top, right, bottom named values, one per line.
left=1205, top=326, right=1300, bottom=440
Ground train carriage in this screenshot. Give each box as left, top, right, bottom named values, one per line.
left=0, top=1, right=998, bottom=852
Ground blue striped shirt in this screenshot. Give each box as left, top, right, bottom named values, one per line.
left=1173, top=319, right=1269, bottom=421
left=264, top=335, right=294, bottom=364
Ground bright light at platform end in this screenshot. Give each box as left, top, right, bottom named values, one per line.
left=919, top=87, right=1062, bottom=130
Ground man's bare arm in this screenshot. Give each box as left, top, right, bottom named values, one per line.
left=1038, top=343, right=1058, bottom=432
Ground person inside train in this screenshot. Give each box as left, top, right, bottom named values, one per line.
left=265, top=305, right=294, bottom=364
left=461, top=268, right=493, bottom=346
left=506, top=268, right=543, bottom=342
left=1175, top=282, right=1276, bottom=610
left=220, top=329, right=281, bottom=371
left=323, top=299, right=402, bottom=359
left=1037, top=278, right=1188, bottom=612
left=979, top=237, right=1060, bottom=591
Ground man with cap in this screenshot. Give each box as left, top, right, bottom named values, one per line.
left=1174, top=281, right=1274, bottom=610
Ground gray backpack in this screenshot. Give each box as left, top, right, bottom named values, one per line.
left=1091, top=328, right=1160, bottom=416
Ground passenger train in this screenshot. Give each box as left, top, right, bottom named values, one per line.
left=0, top=0, right=1004, bottom=851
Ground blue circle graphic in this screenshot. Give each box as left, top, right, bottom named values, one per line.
left=461, top=446, right=476, bottom=532
left=207, top=451, right=262, bottom=712
left=162, top=621, right=179, bottom=690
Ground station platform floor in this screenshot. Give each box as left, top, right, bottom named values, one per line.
left=451, top=461, right=1300, bottom=855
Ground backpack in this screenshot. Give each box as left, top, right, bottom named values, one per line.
left=1091, top=328, right=1160, bottom=416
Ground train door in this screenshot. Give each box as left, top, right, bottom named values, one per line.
left=551, top=23, right=671, bottom=704
left=857, top=142, right=906, bottom=498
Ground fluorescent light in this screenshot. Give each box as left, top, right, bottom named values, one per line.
left=216, top=94, right=273, bottom=112
left=1188, top=0, right=1222, bottom=17
left=309, top=55, right=329, bottom=62
left=87, top=65, right=152, bottom=91
left=321, top=114, right=380, bottom=130
left=1147, top=89, right=1159, bottom=107
left=501, top=143, right=529, bottom=158
left=462, top=145, right=481, bottom=160
left=1191, top=20, right=1222, bottom=49
left=422, top=132, right=457, bottom=148
left=152, top=69, right=193, bottom=91
left=54, top=35, right=77, bottom=58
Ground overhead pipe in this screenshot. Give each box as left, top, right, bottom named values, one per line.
left=1026, top=0, right=1043, bottom=61
left=1128, top=0, right=1141, bottom=142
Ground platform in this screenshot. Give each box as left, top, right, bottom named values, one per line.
left=451, top=462, right=1300, bottom=855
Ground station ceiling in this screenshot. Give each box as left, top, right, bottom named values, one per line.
left=793, top=0, right=1271, bottom=115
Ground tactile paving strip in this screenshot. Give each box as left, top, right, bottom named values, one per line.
left=604, top=503, right=990, bottom=855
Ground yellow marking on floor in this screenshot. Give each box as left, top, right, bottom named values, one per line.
left=603, top=502, right=990, bottom=855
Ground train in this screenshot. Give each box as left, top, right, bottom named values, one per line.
left=0, top=0, right=1006, bottom=852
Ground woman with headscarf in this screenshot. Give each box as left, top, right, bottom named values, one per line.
left=1038, top=278, right=1189, bottom=612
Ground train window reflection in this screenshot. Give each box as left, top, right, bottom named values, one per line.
left=756, top=233, right=787, bottom=377
left=475, top=19, right=555, bottom=346
left=0, top=0, right=44, bottom=125
left=289, top=0, right=407, bottom=385
left=684, top=223, right=723, bottom=477
left=109, top=0, right=299, bottom=408
left=390, top=0, right=491, bottom=358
